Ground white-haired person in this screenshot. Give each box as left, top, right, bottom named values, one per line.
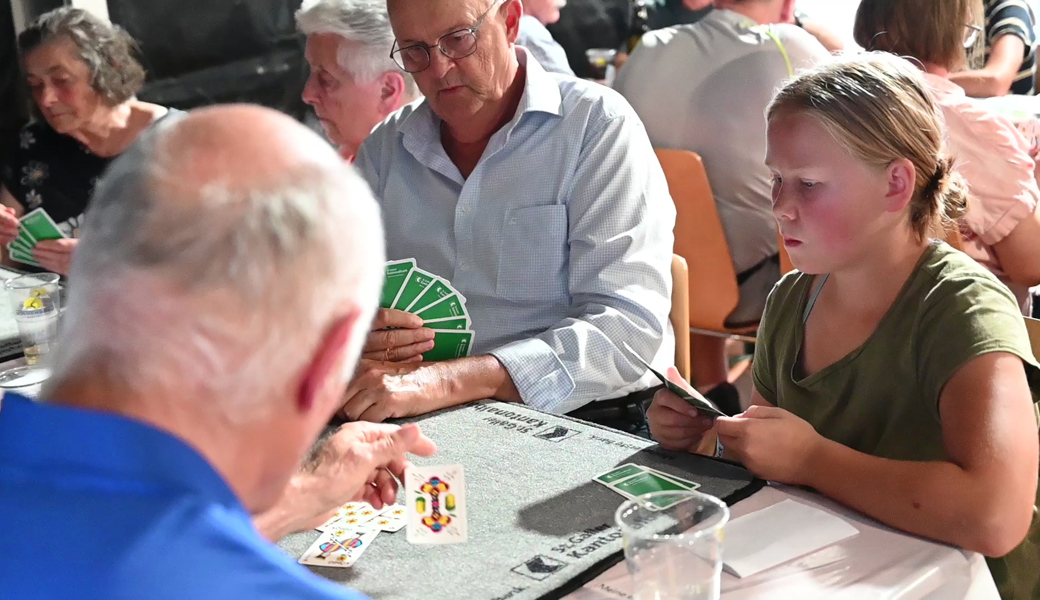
left=297, top=0, right=422, bottom=161
left=516, top=0, right=574, bottom=75
left=0, top=104, right=437, bottom=599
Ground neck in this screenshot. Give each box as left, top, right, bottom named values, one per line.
left=69, top=101, right=134, bottom=157
left=47, top=371, right=274, bottom=514
left=722, top=3, right=778, bottom=25
left=921, top=62, right=950, bottom=78
left=827, top=227, right=930, bottom=313
left=443, top=61, right=525, bottom=145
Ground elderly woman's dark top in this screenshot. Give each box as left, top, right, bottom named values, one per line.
left=1, top=110, right=181, bottom=238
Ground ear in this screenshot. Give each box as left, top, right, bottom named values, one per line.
left=779, top=0, right=797, bottom=24
left=296, top=309, right=363, bottom=416
left=378, top=71, right=407, bottom=116
left=884, top=158, right=916, bottom=214
left=504, top=0, right=524, bottom=44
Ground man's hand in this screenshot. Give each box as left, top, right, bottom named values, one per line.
left=254, top=422, right=437, bottom=541
left=364, top=308, right=435, bottom=362
left=646, top=366, right=715, bottom=453
left=715, top=406, right=823, bottom=485
left=341, top=360, right=449, bottom=422
left=0, top=206, right=19, bottom=246
left=33, top=238, right=78, bottom=275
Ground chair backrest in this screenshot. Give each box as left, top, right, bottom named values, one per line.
left=656, top=149, right=740, bottom=332
left=1025, top=317, right=1040, bottom=364
left=670, top=254, right=691, bottom=382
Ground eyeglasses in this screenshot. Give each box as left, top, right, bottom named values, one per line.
left=964, top=24, right=982, bottom=48
left=390, top=0, right=504, bottom=73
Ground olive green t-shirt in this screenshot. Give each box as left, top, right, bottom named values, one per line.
left=752, top=242, right=1040, bottom=600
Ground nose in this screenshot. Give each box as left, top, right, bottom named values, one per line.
left=36, top=84, right=57, bottom=110
left=301, top=74, right=320, bottom=107
left=771, top=180, right=797, bottom=223
left=427, top=48, right=454, bottom=80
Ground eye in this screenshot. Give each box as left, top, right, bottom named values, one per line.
left=801, top=180, right=817, bottom=189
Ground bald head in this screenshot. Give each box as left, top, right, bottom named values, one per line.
left=158, top=105, right=342, bottom=206
left=50, top=103, right=385, bottom=421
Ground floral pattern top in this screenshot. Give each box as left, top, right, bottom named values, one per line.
left=1, top=121, right=111, bottom=239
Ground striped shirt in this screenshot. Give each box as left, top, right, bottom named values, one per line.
left=985, top=0, right=1038, bottom=95
left=355, top=48, right=676, bottom=414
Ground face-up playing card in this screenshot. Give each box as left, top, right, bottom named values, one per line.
left=406, top=464, right=467, bottom=544
left=621, top=342, right=725, bottom=418
left=19, top=208, right=66, bottom=242
left=371, top=504, right=407, bottom=533
left=299, top=529, right=379, bottom=568
left=422, top=330, right=474, bottom=362
left=413, top=294, right=467, bottom=321
left=392, top=268, right=437, bottom=311
left=381, top=260, right=415, bottom=308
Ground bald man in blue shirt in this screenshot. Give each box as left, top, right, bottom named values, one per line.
left=0, top=105, right=436, bottom=600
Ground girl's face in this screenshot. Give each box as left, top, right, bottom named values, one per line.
left=765, top=110, right=910, bottom=274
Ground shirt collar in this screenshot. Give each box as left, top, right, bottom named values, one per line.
left=0, top=395, right=242, bottom=510
left=398, top=46, right=564, bottom=142
left=922, top=72, right=966, bottom=97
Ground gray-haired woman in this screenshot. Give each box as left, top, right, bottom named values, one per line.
left=0, top=8, right=178, bottom=274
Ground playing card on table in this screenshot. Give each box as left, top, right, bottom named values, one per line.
left=316, top=501, right=386, bottom=532
left=371, top=504, right=407, bottom=533
left=299, top=529, right=379, bottom=568
left=406, top=464, right=467, bottom=544
left=593, top=463, right=701, bottom=510
left=381, top=259, right=415, bottom=309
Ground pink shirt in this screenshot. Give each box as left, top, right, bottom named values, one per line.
left=924, top=73, right=1039, bottom=309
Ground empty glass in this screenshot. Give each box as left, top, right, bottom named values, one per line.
left=616, top=491, right=730, bottom=600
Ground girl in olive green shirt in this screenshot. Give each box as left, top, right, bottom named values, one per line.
left=647, top=54, right=1040, bottom=600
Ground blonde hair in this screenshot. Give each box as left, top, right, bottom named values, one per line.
left=767, top=53, right=969, bottom=240
left=853, top=0, right=972, bottom=70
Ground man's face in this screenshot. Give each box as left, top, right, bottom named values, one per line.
left=302, top=33, right=386, bottom=158
left=388, top=0, right=519, bottom=128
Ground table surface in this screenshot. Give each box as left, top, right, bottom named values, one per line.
left=567, top=484, right=999, bottom=600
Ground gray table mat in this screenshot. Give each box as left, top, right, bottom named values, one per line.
left=279, top=400, right=763, bottom=600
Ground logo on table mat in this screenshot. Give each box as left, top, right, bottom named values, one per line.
left=533, top=425, right=580, bottom=442
left=511, top=555, right=567, bottom=581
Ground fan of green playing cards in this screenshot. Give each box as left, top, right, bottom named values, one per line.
left=381, top=259, right=474, bottom=362
left=5, top=208, right=68, bottom=268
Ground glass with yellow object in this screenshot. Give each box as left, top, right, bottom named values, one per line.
left=4, top=273, right=61, bottom=366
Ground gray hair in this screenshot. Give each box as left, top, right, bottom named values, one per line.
left=296, top=0, right=419, bottom=99
left=19, top=7, right=146, bottom=105
left=48, top=111, right=385, bottom=421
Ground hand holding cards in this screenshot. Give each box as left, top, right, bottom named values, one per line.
left=5, top=208, right=67, bottom=267
left=622, top=342, right=726, bottom=418
left=381, top=260, right=474, bottom=362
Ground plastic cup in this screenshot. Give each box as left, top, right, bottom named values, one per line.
left=4, top=273, right=61, bottom=366
left=616, top=490, right=730, bottom=600
left=585, top=48, right=618, bottom=83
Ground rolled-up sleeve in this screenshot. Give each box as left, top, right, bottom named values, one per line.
left=490, top=110, right=675, bottom=414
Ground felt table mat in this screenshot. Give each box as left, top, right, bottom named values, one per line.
left=279, top=400, right=763, bottom=600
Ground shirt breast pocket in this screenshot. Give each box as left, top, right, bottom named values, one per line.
left=496, top=205, right=569, bottom=303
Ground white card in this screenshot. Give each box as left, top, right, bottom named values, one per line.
left=299, top=529, right=379, bottom=568
left=372, top=504, right=407, bottom=533
left=405, top=464, right=467, bottom=544
left=722, top=499, right=859, bottom=578
left=316, top=501, right=387, bottom=532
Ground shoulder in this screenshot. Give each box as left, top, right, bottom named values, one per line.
left=120, top=503, right=361, bottom=600
left=366, top=98, right=424, bottom=147
left=759, top=269, right=814, bottom=335
left=932, top=90, right=1030, bottom=156
left=770, top=23, right=831, bottom=59
left=557, top=77, right=643, bottom=126
left=916, top=243, right=1022, bottom=311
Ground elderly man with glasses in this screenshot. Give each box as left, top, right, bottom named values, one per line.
left=342, top=0, right=676, bottom=433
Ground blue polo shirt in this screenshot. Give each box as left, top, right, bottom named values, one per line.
left=0, top=395, right=367, bottom=600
